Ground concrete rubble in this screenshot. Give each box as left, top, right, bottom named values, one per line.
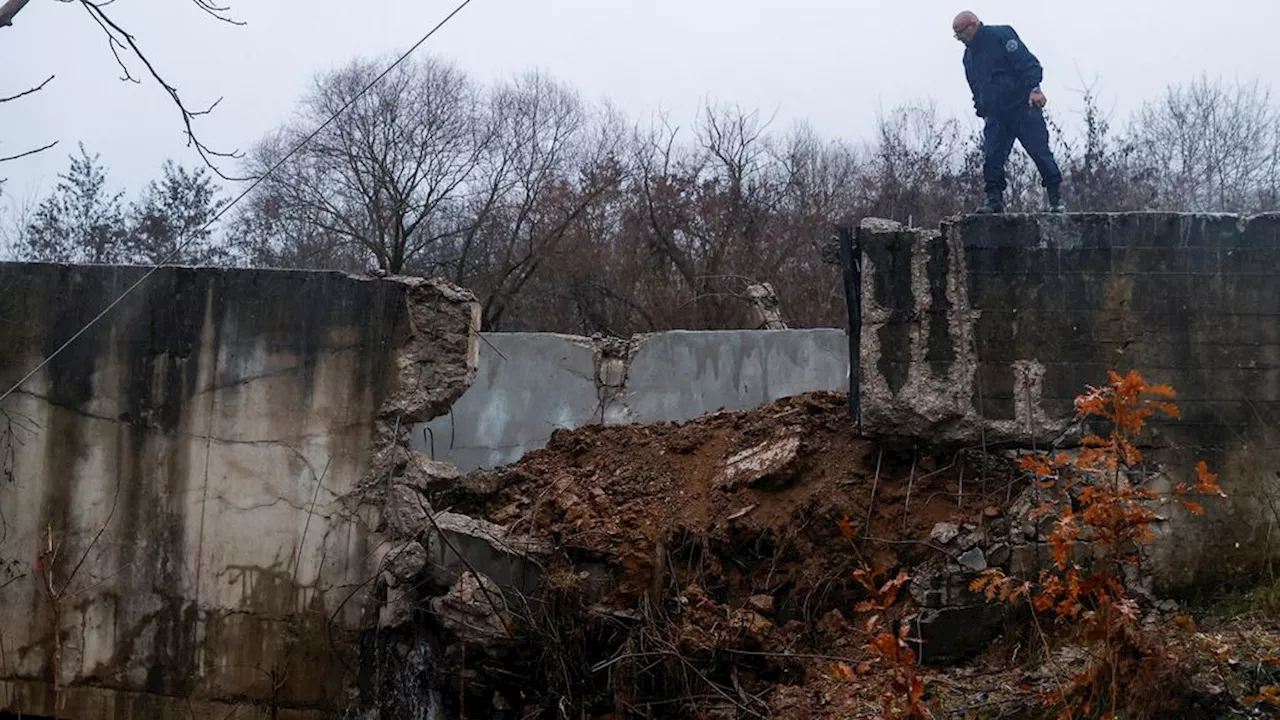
left=714, top=432, right=802, bottom=491
left=360, top=389, right=1266, bottom=719
left=426, top=511, right=548, bottom=595
left=377, top=388, right=1236, bottom=716
left=430, top=571, right=513, bottom=647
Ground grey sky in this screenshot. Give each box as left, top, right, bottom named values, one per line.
left=2, top=0, right=1277, bottom=207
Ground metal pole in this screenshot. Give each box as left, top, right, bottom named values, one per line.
left=835, top=226, right=862, bottom=431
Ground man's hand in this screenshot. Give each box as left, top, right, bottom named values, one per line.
left=1029, top=88, right=1048, bottom=109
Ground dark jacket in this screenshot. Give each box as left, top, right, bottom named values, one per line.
left=962, top=24, right=1044, bottom=119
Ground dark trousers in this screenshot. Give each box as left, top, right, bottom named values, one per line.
left=982, top=106, right=1062, bottom=197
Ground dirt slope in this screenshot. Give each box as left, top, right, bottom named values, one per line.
left=437, top=391, right=1036, bottom=717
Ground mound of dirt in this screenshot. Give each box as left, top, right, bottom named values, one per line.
left=414, top=391, right=1276, bottom=719
left=481, top=392, right=1016, bottom=612
left=440, top=391, right=1031, bottom=717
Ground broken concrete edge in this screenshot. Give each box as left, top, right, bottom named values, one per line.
left=356, top=274, right=478, bottom=488
left=855, top=219, right=1078, bottom=446
left=371, top=507, right=551, bottom=641
left=376, top=275, right=483, bottom=424
left=327, top=273, right=514, bottom=644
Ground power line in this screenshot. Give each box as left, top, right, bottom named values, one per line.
left=0, top=0, right=475, bottom=406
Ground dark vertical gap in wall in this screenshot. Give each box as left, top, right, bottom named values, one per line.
left=836, top=226, right=861, bottom=430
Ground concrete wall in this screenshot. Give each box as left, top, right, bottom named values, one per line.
left=858, top=213, right=1280, bottom=592
left=0, top=263, right=478, bottom=718
left=417, top=330, right=850, bottom=472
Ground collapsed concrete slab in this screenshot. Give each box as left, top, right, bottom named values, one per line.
left=425, top=511, right=548, bottom=597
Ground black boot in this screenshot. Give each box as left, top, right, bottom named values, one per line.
left=1047, top=185, right=1066, bottom=213
left=975, top=193, right=1004, bottom=214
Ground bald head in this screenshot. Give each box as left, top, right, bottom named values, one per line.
left=952, top=10, right=981, bottom=43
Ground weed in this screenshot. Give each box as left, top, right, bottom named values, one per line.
left=971, top=370, right=1228, bottom=719
left=832, top=514, right=931, bottom=719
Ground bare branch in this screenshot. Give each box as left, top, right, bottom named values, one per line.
left=0, top=0, right=32, bottom=27
left=0, top=140, right=58, bottom=163
left=189, top=0, right=244, bottom=25
left=0, top=74, right=54, bottom=103
left=73, top=0, right=245, bottom=179
left=0, top=76, right=58, bottom=168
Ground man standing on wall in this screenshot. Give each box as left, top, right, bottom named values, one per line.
left=953, top=10, right=1065, bottom=214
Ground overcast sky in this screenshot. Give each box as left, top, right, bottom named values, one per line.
left=1, top=0, right=1277, bottom=209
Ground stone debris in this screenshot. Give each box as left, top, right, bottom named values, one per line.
left=399, top=452, right=462, bottom=493
left=905, top=604, right=1006, bottom=664
left=430, top=571, right=512, bottom=646
left=745, top=281, right=788, bottom=330
left=747, top=594, right=776, bottom=616
left=859, top=216, right=904, bottom=232
left=713, top=432, right=801, bottom=491
left=381, top=541, right=428, bottom=586
left=369, top=390, right=1252, bottom=719
left=426, top=511, right=548, bottom=595
left=930, top=521, right=960, bottom=544
left=383, top=484, right=432, bottom=539
left=958, top=547, right=987, bottom=572
left=987, top=542, right=1011, bottom=567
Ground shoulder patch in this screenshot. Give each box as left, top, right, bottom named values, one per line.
left=1005, top=38, right=1020, bottom=52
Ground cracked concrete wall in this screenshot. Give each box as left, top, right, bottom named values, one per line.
left=0, top=263, right=478, bottom=718
left=859, top=212, right=1280, bottom=592
left=416, top=329, right=850, bottom=472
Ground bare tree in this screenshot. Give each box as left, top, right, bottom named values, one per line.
left=449, top=72, right=627, bottom=329
left=227, top=180, right=367, bottom=271
left=766, top=123, right=862, bottom=324
left=1129, top=75, right=1280, bottom=212
left=227, top=47, right=1280, bottom=335
left=1044, top=82, right=1157, bottom=212
left=243, top=54, right=489, bottom=273
left=861, top=100, right=971, bottom=225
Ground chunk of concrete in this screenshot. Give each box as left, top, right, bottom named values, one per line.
left=427, top=512, right=548, bottom=596
left=987, top=543, right=1011, bottom=568
left=715, top=433, right=801, bottom=491
left=380, top=584, right=418, bottom=628
left=958, top=531, right=983, bottom=551
left=400, top=452, right=462, bottom=493
left=860, top=217, right=904, bottom=233
left=958, top=547, right=988, bottom=572
left=430, top=571, right=512, bottom=647
left=384, top=484, right=432, bottom=539
left=930, top=522, right=960, bottom=545
left=747, top=594, right=776, bottom=616
left=909, top=557, right=987, bottom=609
left=381, top=541, right=429, bottom=585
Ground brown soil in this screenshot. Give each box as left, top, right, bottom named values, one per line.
left=448, top=391, right=1037, bottom=717
left=483, top=392, right=1016, bottom=612
left=431, top=391, right=1279, bottom=718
